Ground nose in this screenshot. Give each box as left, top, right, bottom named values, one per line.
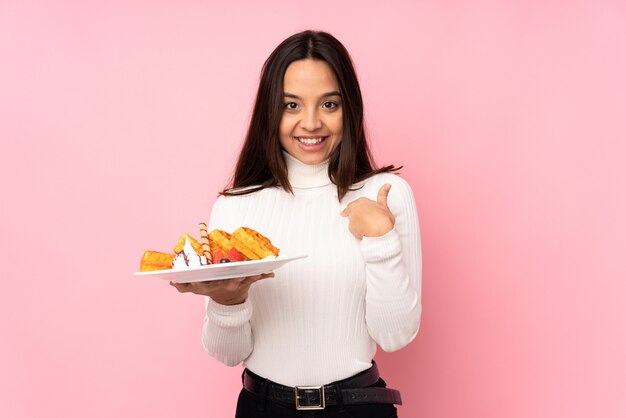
left=300, top=108, right=322, bottom=131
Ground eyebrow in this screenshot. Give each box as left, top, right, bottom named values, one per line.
left=284, top=91, right=342, bottom=99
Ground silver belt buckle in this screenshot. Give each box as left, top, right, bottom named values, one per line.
left=295, top=385, right=325, bottom=410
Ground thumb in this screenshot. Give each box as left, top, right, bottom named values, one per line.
left=377, top=183, right=391, bottom=207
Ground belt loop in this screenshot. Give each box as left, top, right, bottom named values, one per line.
left=335, top=382, right=346, bottom=413
left=259, top=377, right=269, bottom=412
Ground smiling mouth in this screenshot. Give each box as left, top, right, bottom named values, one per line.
left=294, top=136, right=328, bottom=145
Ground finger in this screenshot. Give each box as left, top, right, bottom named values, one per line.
left=240, top=272, right=274, bottom=286
left=240, top=276, right=259, bottom=286
left=190, top=281, right=217, bottom=290
left=377, top=184, right=391, bottom=207
left=252, top=272, right=275, bottom=282
left=170, top=281, right=191, bottom=293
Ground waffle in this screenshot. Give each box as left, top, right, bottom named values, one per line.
left=231, top=227, right=280, bottom=260
left=208, top=229, right=233, bottom=254
left=140, top=251, right=176, bottom=272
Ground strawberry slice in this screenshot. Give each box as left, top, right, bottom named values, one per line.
left=226, top=247, right=246, bottom=262
left=212, top=250, right=226, bottom=264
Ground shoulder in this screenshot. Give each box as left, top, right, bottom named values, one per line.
left=213, top=186, right=286, bottom=210
left=356, top=173, right=417, bottom=217
left=211, top=191, right=253, bottom=215
left=366, top=172, right=412, bottom=190
left=209, top=192, right=259, bottom=231
left=359, top=172, right=415, bottom=200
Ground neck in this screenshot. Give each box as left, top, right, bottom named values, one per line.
left=284, top=152, right=332, bottom=189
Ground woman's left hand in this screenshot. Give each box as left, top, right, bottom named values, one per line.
left=340, top=183, right=395, bottom=239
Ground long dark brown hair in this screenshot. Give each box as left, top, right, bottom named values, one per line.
left=222, top=30, right=399, bottom=201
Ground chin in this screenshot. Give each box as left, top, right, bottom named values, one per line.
left=297, top=154, right=327, bottom=165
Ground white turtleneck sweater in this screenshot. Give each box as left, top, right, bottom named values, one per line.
left=202, top=153, right=422, bottom=387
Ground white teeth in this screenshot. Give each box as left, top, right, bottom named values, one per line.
left=296, top=137, right=324, bottom=145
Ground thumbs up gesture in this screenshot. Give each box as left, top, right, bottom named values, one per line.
left=340, top=184, right=395, bottom=239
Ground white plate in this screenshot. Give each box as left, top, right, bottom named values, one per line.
left=134, top=254, right=308, bottom=283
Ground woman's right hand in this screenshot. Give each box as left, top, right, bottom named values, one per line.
left=170, top=272, right=274, bottom=305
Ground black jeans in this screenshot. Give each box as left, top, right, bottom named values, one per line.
left=235, top=377, right=399, bottom=418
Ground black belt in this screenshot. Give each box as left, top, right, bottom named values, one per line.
left=242, top=363, right=402, bottom=411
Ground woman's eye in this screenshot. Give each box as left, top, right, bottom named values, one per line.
left=322, top=101, right=338, bottom=109
left=284, top=102, right=298, bottom=110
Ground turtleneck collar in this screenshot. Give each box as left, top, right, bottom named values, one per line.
left=283, top=151, right=332, bottom=189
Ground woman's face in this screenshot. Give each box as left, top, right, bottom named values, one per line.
left=279, top=59, right=343, bottom=165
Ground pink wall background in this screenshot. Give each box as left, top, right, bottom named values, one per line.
left=1, top=1, right=625, bottom=417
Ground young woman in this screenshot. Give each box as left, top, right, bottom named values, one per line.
left=172, top=30, right=422, bottom=417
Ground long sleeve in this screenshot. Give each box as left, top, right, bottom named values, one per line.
left=197, top=163, right=422, bottom=385
left=202, top=298, right=253, bottom=366
left=360, top=174, right=422, bottom=352
left=201, top=196, right=254, bottom=366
